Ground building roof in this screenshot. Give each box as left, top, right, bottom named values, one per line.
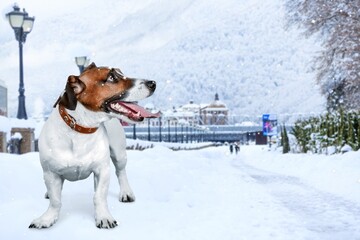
left=181, top=100, right=201, bottom=111
left=206, top=93, right=228, bottom=109
left=146, top=93, right=229, bottom=120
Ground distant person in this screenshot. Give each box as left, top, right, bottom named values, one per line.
left=229, top=144, right=234, bottom=154
left=235, top=144, right=240, bottom=154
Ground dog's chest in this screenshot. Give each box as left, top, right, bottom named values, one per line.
left=39, top=123, right=110, bottom=181
left=46, top=140, right=109, bottom=181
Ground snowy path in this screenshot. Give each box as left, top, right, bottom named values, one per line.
left=234, top=149, right=360, bottom=240
left=0, top=145, right=359, bottom=240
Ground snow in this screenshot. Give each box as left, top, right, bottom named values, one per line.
left=11, top=132, right=22, bottom=139
left=0, top=144, right=359, bottom=239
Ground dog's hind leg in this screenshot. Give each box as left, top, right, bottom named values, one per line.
left=104, top=119, right=135, bottom=202
left=29, top=171, right=64, bottom=229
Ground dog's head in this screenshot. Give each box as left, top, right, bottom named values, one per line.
left=57, top=62, right=159, bottom=122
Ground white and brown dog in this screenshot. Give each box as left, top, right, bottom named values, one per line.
left=29, top=63, right=158, bottom=229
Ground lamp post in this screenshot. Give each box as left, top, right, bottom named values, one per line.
left=147, top=118, right=151, bottom=141
left=175, top=121, right=178, bottom=143
left=158, top=116, right=162, bottom=142
left=6, top=4, right=35, bottom=119
left=75, top=56, right=90, bottom=73
left=133, top=124, right=136, bottom=140
left=180, top=123, right=184, bottom=143
left=167, top=119, right=171, bottom=142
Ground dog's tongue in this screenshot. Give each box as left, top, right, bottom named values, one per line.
left=120, top=102, right=160, bottom=118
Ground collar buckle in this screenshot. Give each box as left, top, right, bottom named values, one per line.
left=58, top=105, right=98, bottom=134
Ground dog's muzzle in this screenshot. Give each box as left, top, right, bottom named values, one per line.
left=144, top=80, right=156, bottom=92
left=102, top=80, right=159, bottom=122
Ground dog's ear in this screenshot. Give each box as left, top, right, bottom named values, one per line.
left=83, top=62, right=97, bottom=72
left=57, top=75, right=85, bottom=110
left=67, top=75, right=85, bottom=94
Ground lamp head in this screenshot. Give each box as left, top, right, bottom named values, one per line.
left=6, top=4, right=24, bottom=29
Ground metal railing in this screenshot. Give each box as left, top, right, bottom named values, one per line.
left=124, top=125, right=262, bottom=143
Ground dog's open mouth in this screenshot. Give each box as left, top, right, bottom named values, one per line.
left=107, top=100, right=160, bottom=122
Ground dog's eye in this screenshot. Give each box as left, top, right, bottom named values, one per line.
left=105, top=68, right=124, bottom=83
left=107, top=75, right=116, bottom=83
left=106, top=72, right=120, bottom=83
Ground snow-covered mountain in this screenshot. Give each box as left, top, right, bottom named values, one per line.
left=0, top=0, right=325, bottom=120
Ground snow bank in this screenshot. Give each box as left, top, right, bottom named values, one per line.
left=242, top=145, right=360, bottom=203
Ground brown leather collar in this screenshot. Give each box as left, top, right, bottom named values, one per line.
left=58, top=105, right=98, bottom=134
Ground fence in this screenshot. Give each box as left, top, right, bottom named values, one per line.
left=123, top=125, right=264, bottom=143
left=0, top=124, right=267, bottom=154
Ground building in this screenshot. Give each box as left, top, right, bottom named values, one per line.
left=0, top=80, right=7, bottom=117
left=137, top=93, right=228, bottom=127
left=200, top=93, right=228, bottom=125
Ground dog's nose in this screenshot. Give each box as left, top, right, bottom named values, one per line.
left=145, top=80, right=156, bottom=91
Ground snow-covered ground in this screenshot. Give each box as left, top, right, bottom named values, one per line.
left=1, top=144, right=359, bottom=239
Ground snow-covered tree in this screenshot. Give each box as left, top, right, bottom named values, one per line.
left=281, top=125, right=290, bottom=154
left=285, top=0, right=360, bottom=110
left=292, top=109, right=360, bottom=154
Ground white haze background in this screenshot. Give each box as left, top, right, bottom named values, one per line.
left=0, top=0, right=325, bottom=119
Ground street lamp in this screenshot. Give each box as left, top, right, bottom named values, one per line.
left=75, top=56, right=90, bottom=73
left=6, top=4, right=35, bottom=119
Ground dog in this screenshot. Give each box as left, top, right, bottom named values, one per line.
left=29, top=63, right=159, bottom=229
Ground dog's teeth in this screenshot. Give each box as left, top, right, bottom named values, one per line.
left=110, top=102, right=129, bottom=113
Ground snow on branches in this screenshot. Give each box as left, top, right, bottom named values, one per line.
left=285, top=0, right=360, bottom=110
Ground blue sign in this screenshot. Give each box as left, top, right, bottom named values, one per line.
left=262, top=114, right=277, bottom=136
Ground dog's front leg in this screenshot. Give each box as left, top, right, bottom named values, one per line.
left=110, top=148, right=135, bottom=202
left=29, top=171, right=64, bottom=229
left=104, top=119, right=135, bottom=202
left=115, top=167, right=135, bottom=202
left=93, top=166, right=117, bottom=229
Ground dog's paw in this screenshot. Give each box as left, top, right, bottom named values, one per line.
left=120, top=191, right=135, bottom=203
left=29, top=217, right=57, bottom=229
left=120, top=194, right=135, bottom=203
left=95, top=218, right=118, bottom=229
